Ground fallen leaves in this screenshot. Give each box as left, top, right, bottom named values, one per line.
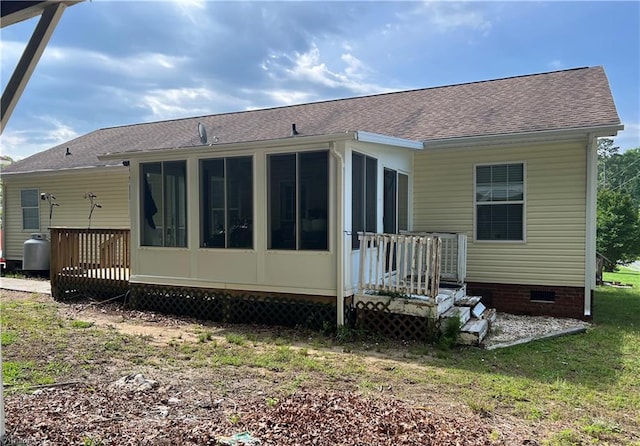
left=5, top=384, right=493, bottom=445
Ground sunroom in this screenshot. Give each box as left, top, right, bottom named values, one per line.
left=52, top=130, right=467, bottom=336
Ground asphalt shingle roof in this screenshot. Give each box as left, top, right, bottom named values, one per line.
left=2, top=66, right=621, bottom=174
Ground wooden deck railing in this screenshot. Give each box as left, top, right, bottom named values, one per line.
left=358, top=233, right=442, bottom=298
left=50, top=228, right=130, bottom=299
left=401, top=232, right=467, bottom=284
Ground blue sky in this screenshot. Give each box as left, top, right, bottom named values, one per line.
left=1, top=1, right=638, bottom=160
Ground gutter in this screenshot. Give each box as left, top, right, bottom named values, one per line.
left=330, top=142, right=345, bottom=326
left=423, top=124, right=624, bottom=150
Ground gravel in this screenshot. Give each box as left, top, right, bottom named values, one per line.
left=482, top=313, right=590, bottom=349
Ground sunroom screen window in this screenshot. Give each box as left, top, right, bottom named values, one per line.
left=268, top=151, right=328, bottom=250
left=476, top=163, right=524, bottom=241
left=141, top=161, right=187, bottom=247
left=200, top=157, right=253, bottom=248
left=352, top=153, right=377, bottom=249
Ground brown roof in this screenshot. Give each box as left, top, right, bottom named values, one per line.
left=2, top=66, right=621, bottom=174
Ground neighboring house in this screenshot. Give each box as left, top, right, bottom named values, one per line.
left=1, top=67, right=622, bottom=322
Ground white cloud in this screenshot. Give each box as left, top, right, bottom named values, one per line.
left=266, top=45, right=387, bottom=96
left=41, top=117, right=80, bottom=143
left=261, top=89, right=314, bottom=107
left=548, top=60, right=564, bottom=70
left=0, top=132, right=29, bottom=160
left=342, top=53, right=370, bottom=80
left=138, top=87, right=256, bottom=121
left=42, top=45, right=189, bottom=79
left=408, top=1, right=492, bottom=33
left=614, top=122, right=640, bottom=151
left=0, top=40, right=25, bottom=65
left=0, top=117, right=79, bottom=160
left=140, top=87, right=216, bottom=120
left=172, top=0, right=207, bottom=25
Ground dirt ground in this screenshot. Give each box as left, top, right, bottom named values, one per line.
left=2, top=290, right=548, bottom=445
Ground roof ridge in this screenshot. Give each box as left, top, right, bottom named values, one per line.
left=95, top=66, right=597, bottom=133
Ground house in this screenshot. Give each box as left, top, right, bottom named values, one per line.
left=1, top=67, right=622, bottom=328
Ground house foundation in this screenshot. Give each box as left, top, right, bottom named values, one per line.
left=466, top=282, right=588, bottom=320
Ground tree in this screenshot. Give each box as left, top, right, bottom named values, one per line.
left=597, top=188, right=640, bottom=270
left=598, top=138, right=640, bottom=207
left=596, top=138, right=640, bottom=268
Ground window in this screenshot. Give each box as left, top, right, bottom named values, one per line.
left=475, top=163, right=524, bottom=241
left=140, top=161, right=187, bottom=247
left=352, top=153, right=377, bottom=249
left=200, top=156, right=253, bottom=248
left=21, top=189, right=39, bottom=231
left=383, top=168, right=409, bottom=235
left=398, top=173, right=409, bottom=232
left=268, top=151, right=328, bottom=250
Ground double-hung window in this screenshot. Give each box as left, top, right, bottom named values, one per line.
left=200, top=156, right=253, bottom=249
left=475, top=163, right=524, bottom=241
left=140, top=161, right=187, bottom=247
left=268, top=151, right=328, bottom=250
left=352, top=153, right=377, bottom=249
left=21, top=188, right=40, bottom=231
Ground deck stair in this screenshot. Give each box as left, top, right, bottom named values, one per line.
left=445, top=294, right=495, bottom=345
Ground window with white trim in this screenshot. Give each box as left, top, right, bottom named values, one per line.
left=21, top=189, right=40, bottom=231
left=475, top=163, right=524, bottom=241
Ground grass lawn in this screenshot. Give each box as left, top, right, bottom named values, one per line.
left=2, top=269, right=639, bottom=445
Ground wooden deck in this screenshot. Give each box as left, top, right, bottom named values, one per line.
left=50, top=227, right=130, bottom=299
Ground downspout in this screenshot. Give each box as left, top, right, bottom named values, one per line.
left=330, top=143, right=345, bottom=326
left=584, top=134, right=597, bottom=317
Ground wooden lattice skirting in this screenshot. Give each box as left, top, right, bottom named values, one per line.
left=128, top=283, right=337, bottom=331
left=52, top=275, right=130, bottom=301
left=354, top=301, right=438, bottom=341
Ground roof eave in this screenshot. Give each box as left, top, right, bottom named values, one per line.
left=423, top=124, right=624, bottom=150
left=1, top=163, right=126, bottom=178
left=355, top=131, right=424, bottom=150
left=98, top=130, right=423, bottom=161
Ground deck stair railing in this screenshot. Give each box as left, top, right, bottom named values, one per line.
left=358, top=233, right=442, bottom=298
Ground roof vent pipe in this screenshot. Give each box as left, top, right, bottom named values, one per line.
left=291, top=123, right=299, bottom=136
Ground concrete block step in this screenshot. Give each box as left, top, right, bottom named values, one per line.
left=459, top=318, right=489, bottom=346
left=456, top=296, right=482, bottom=307
left=433, top=293, right=454, bottom=317
left=452, top=285, right=467, bottom=302
left=482, top=308, right=497, bottom=324
left=441, top=305, right=471, bottom=326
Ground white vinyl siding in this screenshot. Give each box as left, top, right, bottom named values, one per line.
left=413, top=141, right=587, bottom=287
left=2, top=168, right=130, bottom=261
left=21, top=188, right=40, bottom=230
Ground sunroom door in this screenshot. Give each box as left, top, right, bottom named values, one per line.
left=383, top=169, right=409, bottom=272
